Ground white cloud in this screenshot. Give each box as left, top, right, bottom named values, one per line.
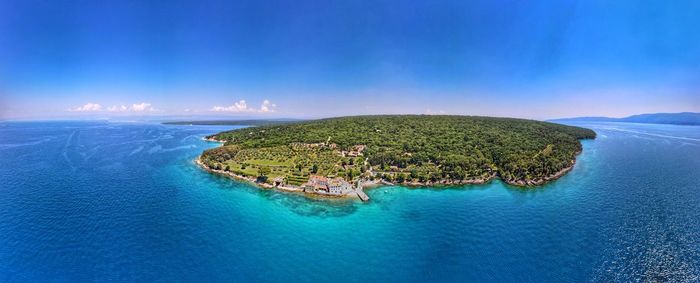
left=70, top=102, right=156, bottom=113
left=71, top=103, right=102, bottom=112
left=259, top=99, right=277, bottom=113
left=211, top=100, right=250, bottom=112
left=107, top=105, right=128, bottom=112
left=211, top=99, right=276, bottom=113
left=130, top=102, right=155, bottom=112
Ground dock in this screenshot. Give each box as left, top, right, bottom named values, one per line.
left=356, top=190, right=370, bottom=201
left=355, top=180, right=370, bottom=202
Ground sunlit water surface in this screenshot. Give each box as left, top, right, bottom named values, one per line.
left=1, top=121, right=699, bottom=282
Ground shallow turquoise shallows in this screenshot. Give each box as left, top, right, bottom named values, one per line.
left=1, top=121, right=699, bottom=282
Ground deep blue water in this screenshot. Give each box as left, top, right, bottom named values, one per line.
left=1, top=121, right=699, bottom=282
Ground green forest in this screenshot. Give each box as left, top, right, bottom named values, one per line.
left=200, top=115, right=596, bottom=186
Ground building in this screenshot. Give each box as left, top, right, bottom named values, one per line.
left=345, top=145, right=366, bottom=157
left=304, top=175, right=329, bottom=192
left=327, top=178, right=352, bottom=195
left=304, top=175, right=351, bottom=195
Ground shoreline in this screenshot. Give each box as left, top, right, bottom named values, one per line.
left=499, top=161, right=576, bottom=186
left=196, top=138, right=584, bottom=200
left=195, top=157, right=360, bottom=200
left=500, top=149, right=582, bottom=187
left=202, top=136, right=226, bottom=143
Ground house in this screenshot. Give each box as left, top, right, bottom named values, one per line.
left=327, top=178, right=352, bottom=195
left=304, top=175, right=329, bottom=192
left=346, top=145, right=366, bottom=157
left=304, top=175, right=351, bottom=195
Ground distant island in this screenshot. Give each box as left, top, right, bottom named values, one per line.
left=197, top=115, right=596, bottom=201
left=164, top=119, right=302, bottom=126
left=550, top=112, right=700, bottom=126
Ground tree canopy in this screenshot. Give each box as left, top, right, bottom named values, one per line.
left=202, top=115, right=595, bottom=185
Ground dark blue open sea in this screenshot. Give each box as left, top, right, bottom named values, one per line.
left=1, top=121, right=699, bottom=282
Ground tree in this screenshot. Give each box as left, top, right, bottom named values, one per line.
left=311, top=164, right=318, bottom=173
left=409, top=169, right=418, bottom=180
left=396, top=173, right=406, bottom=183
left=257, top=166, right=271, bottom=183
left=258, top=166, right=271, bottom=177
left=383, top=173, right=393, bottom=182
left=346, top=170, right=354, bottom=181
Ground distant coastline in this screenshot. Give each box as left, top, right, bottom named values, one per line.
left=550, top=112, right=700, bottom=126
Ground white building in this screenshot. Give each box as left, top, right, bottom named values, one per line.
left=305, top=175, right=352, bottom=195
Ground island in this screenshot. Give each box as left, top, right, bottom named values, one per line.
left=196, top=115, right=596, bottom=201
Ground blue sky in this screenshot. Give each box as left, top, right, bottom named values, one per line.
left=0, top=0, right=698, bottom=120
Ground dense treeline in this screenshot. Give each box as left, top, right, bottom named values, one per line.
left=205, top=115, right=595, bottom=184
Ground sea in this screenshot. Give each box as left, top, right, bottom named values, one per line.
left=1, top=121, right=699, bottom=282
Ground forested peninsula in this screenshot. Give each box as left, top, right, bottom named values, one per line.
left=198, top=115, right=596, bottom=196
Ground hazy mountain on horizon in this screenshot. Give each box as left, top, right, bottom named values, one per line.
left=551, top=112, right=700, bottom=126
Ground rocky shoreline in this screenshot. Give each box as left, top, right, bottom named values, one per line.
left=202, top=136, right=226, bottom=143
left=500, top=161, right=576, bottom=186
left=500, top=149, right=582, bottom=187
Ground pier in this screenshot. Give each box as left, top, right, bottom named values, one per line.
left=355, top=180, right=370, bottom=202
left=356, top=190, right=370, bottom=201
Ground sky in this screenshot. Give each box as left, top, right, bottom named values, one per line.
left=0, top=0, right=698, bottom=120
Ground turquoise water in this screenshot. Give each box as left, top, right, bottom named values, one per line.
left=1, top=121, right=699, bottom=282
